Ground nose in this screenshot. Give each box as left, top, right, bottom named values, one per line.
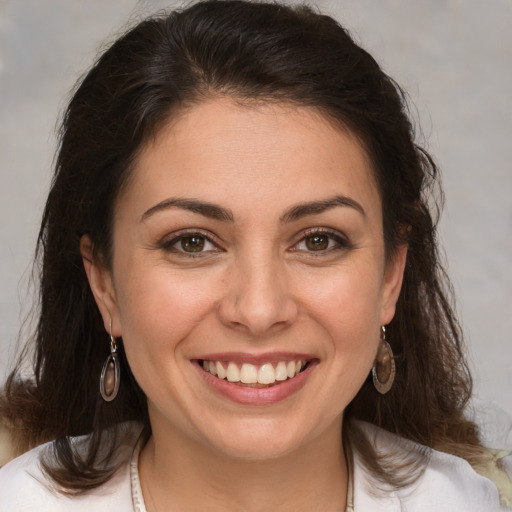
left=217, top=253, right=299, bottom=337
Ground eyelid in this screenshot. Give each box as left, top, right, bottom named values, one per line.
left=290, top=227, right=352, bottom=252
left=159, top=228, right=224, bottom=253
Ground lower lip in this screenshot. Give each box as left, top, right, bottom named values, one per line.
left=195, top=361, right=317, bottom=405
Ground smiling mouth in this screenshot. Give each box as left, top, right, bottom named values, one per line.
left=199, top=359, right=310, bottom=388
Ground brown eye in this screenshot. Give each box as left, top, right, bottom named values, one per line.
left=163, top=231, right=219, bottom=256
left=293, top=230, right=351, bottom=254
left=305, top=234, right=329, bottom=251
left=180, top=236, right=206, bottom=252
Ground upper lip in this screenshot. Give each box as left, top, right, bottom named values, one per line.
left=193, top=351, right=317, bottom=365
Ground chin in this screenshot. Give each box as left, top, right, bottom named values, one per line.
left=197, top=418, right=313, bottom=461
left=214, top=438, right=299, bottom=461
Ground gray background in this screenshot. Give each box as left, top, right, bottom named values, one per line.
left=1, top=1, right=511, bottom=421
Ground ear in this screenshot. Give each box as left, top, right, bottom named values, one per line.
left=379, top=244, right=407, bottom=325
left=80, top=235, right=121, bottom=337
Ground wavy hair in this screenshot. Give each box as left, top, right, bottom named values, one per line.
left=2, top=0, right=482, bottom=493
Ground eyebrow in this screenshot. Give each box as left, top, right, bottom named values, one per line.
left=141, top=194, right=365, bottom=223
left=141, top=198, right=234, bottom=223
left=280, top=195, right=366, bottom=222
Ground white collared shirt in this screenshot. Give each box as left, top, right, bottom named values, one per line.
left=0, top=421, right=509, bottom=511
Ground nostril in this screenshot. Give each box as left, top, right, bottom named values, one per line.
left=216, top=272, right=299, bottom=336
left=217, top=300, right=298, bottom=337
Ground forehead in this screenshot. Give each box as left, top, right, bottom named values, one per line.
left=117, top=98, right=381, bottom=222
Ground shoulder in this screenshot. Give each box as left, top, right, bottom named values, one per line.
left=0, top=424, right=140, bottom=512
left=414, top=445, right=507, bottom=511
left=352, top=421, right=509, bottom=512
left=0, top=443, right=75, bottom=511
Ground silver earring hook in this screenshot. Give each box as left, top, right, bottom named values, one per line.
left=109, top=318, right=117, bottom=353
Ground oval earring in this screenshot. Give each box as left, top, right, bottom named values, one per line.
left=100, top=322, right=120, bottom=402
left=372, top=326, right=395, bottom=394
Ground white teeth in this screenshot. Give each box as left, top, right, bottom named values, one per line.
left=240, top=363, right=258, bottom=384
left=226, top=362, right=240, bottom=382
left=275, top=361, right=288, bottom=381
left=203, top=359, right=308, bottom=385
left=258, top=363, right=276, bottom=384
left=216, top=361, right=227, bottom=379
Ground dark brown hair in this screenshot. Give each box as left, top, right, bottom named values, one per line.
left=3, top=0, right=482, bottom=493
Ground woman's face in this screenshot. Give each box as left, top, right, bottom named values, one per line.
left=86, top=98, right=405, bottom=459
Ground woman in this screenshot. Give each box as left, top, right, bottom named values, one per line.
left=0, top=0, right=510, bottom=510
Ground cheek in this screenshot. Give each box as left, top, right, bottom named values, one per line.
left=299, top=262, right=383, bottom=369
left=113, top=264, right=222, bottom=374
left=303, top=259, right=384, bottom=325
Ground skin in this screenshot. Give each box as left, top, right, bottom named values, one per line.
left=82, top=98, right=407, bottom=511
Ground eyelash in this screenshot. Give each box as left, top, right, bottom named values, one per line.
left=292, top=228, right=352, bottom=255
left=159, top=228, right=351, bottom=257
left=160, top=230, right=221, bottom=257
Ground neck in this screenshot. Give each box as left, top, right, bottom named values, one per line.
left=139, top=419, right=348, bottom=512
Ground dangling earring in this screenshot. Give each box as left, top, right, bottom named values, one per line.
left=100, top=320, right=120, bottom=402
left=372, top=326, right=395, bottom=394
